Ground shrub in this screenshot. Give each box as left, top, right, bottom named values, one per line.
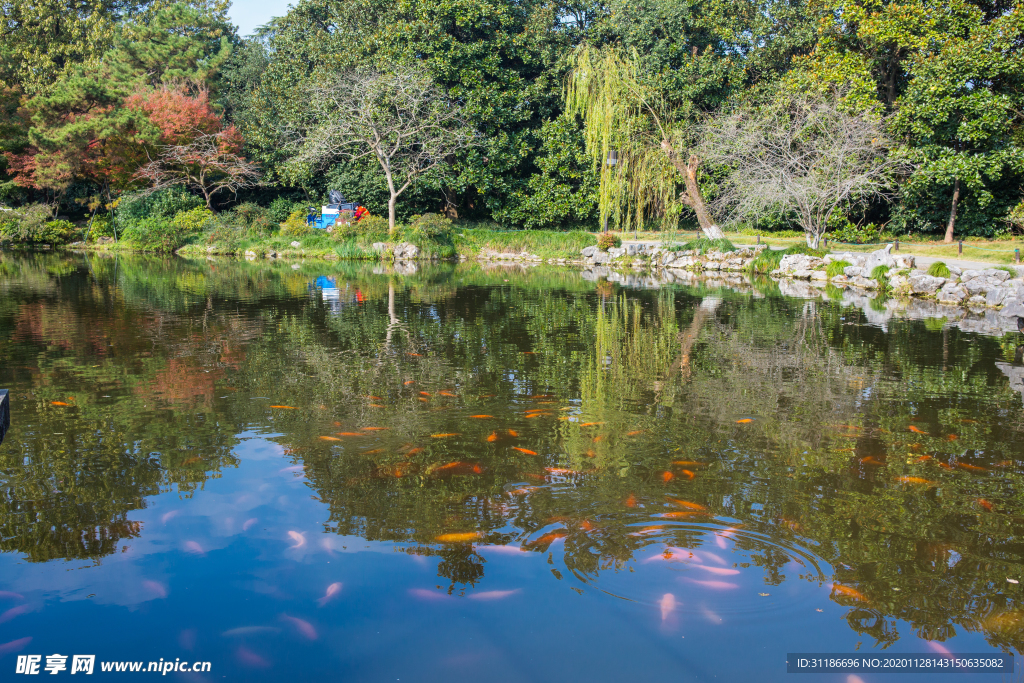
left=681, top=237, right=736, bottom=254
left=0, top=205, right=78, bottom=245
left=232, top=202, right=264, bottom=226
left=408, top=213, right=452, bottom=238
left=268, top=198, right=303, bottom=224
left=115, top=189, right=202, bottom=233
left=830, top=222, right=881, bottom=245
left=121, top=217, right=187, bottom=252
left=88, top=215, right=115, bottom=240
left=926, top=261, right=951, bottom=278
left=332, top=213, right=390, bottom=242
left=597, top=232, right=621, bottom=250
left=826, top=260, right=851, bottom=278
left=280, top=208, right=313, bottom=237
left=171, top=206, right=213, bottom=235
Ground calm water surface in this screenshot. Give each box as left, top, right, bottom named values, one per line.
left=1, top=253, right=1024, bottom=681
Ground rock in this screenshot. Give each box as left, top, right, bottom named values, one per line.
left=810, top=270, right=828, bottom=281
left=581, top=246, right=598, bottom=258
left=290, top=241, right=301, bottom=248
left=96, top=236, right=115, bottom=245
left=862, top=244, right=896, bottom=273
left=244, top=250, right=257, bottom=260
left=608, top=247, right=626, bottom=258
left=982, top=268, right=1011, bottom=282
left=850, top=276, right=877, bottom=289
left=999, top=302, right=1024, bottom=318
left=948, top=266, right=962, bottom=277
left=937, top=283, right=968, bottom=304
left=967, top=295, right=988, bottom=307
left=894, top=255, right=916, bottom=269
left=791, top=269, right=815, bottom=280
left=394, top=242, right=420, bottom=259
left=778, top=254, right=825, bottom=272
left=844, top=266, right=864, bottom=278
left=291, top=263, right=301, bottom=270
left=908, top=273, right=945, bottom=294
left=888, top=275, right=908, bottom=291
left=371, top=242, right=387, bottom=252
left=964, top=278, right=993, bottom=296
left=986, top=287, right=1008, bottom=306
left=960, top=269, right=981, bottom=281
left=592, top=251, right=611, bottom=265
left=830, top=275, right=850, bottom=285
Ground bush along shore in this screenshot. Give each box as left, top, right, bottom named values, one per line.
left=577, top=239, right=1024, bottom=322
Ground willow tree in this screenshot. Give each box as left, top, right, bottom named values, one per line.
left=565, top=46, right=724, bottom=238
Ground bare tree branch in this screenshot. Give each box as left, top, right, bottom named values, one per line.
left=701, top=92, right=911, bottom=248
left=283, top=67, right=475, bottom=233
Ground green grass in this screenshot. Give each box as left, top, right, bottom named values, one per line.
left=453, top=229, right=596, bottom=260
left=680, top=237, right=736, bottom=254
left=826, top=260, right=851, bottom=278
left=745, top=243, right=828, bottom=273
left=926, top=261, right=951, bottom=278
left=870, top=264, right=890, bottom=279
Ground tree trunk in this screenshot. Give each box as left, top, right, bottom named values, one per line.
left=944, top=177, right=960, bottom=244
left=661, top=141, right=724, bottom=239
left=388, top=195, right=397, bottom=235
left=806, top=231, right=821, bottom=249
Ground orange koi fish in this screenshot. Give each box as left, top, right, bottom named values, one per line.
left=508, top=487, right=538, bottom=496
left=624, top=494, right=637, bottom=508
left=487, top=432, right=499, bottom=442
left=270, top=405, right=299, bottom=409
left=407, top=353, right=423, bottom=357
left=661, top=471, right=674, bottom=482
left=525, top=412, right=551, bottom=419
left=833, top=424, right=863, bottom=431
left=545, top=468, right=580, bottom=476
left=977, top=499, right=994, bottom=511
left=431, top=461, right=482, bottom=476
left=436, top=532, right=482, bottom=543
left=420, top=391, right=431, bottom=397
left=439, top=391, right=458, bottom=397
left=680, top=469, right=696, bottom=480
left=507, top=429, right=519, bottom=437
left=319, top=436, right=342, bottom=442
left=526, top=529, right=567, bottom=551
left=957, top=463, right=987, bottom=472
left=512, top=447, right=538, bottom=456
left=470, top=415, right=494, bottom=419
left=672, top=461, right=707, bottom=467
left=736, top=418, right=753, bottom=424
left=369, top=404, right=385, bottom=408
left=336, top=432, right=364, bottom=437
left=361, top=427, right=388, bottom=431
left=417, top=397, right=430, bottom=403
left=522, top=351, right=536, bottom=355
left=946, top=434, right=959, bottom=441
left=362, top=449, right=384, bottom=455
left=908, top=426, right=928, bottom=435
left=580, top=422, right=605, bottom=427
left=937, top=462, right=953, bottom=470
left=585, top=449, right=597, bottom=458
left=627, top=430, right=644, bottom=436
left=580, top=520, right=595, bottom=532
left=831, top=584, right=868, bottom=602
left=860, top=456, right=885, bottom=466
left=431, top=433, right=461, bottom=438
left=959, top=419, right=978, bottom=424
left=593, top=435, right=605, bottom=443
left=531, top=394, right=554, bottom=399
left=667, top=498, right=707, bottom=511
left=524, top=473, right=545, bottom=481
left=914, top=455, right=933, bottom=463
left=181, top=456, right=202, bottom=466
left=897, top=476, right=935, bottom=485
left=405, top=447, right=425, bottom=457
left=364, top=396, right=382, bottom=400
left=994, top=460, right=1015, bottom=468
left=658, top=511, right=705, bottom=519
left=50, top=401, right=69, bottom=406
left=403, top=380, right=415, bottom=385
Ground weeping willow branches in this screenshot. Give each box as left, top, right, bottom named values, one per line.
left=565, top=45, right=723, bottom=237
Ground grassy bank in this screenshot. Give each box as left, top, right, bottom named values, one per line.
left=453, top=229, right=596, bottom=260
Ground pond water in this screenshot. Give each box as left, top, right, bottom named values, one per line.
left=1, top=253, right=1023, bottom=681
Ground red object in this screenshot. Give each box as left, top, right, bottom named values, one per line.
left=355, top=288, right=364, bottom=303
left=354, top=206, right=368, bottom=221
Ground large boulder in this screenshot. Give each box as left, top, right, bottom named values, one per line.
left=394, top=242, right=420, bottom=259
left=982, top=268, right=1012, bottom=282
left=844, top=266, right=865, bottom=278
left=937, top=283, right=968, bottom=304
left=998, top=302, right=1024, bottom=318
left=861, top=244, right=897, bottom=273
left=608, top=247, right=626, bottom=258
left=581, top=245, right=598, bottom=258
left=908, top=273, right=946, bottom=295
left=778, top=254, right=825, bottom=273
left=986, top=287, right=1008, bottom=306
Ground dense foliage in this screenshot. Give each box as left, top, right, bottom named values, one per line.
left=1, top=0, right=1022, bottom=241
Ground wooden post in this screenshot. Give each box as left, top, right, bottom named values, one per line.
left=895, top=238, right=899, bottom=252
left=0, top=390, right=8, bottom=447
left=1016, top=248, right=1021, bottom=264
left=756, top=235, right=760, bottom=245
left=958, top=240, right=963, bottom=255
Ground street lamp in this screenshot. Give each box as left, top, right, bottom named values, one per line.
left=603, top=150, right=618, bottom=233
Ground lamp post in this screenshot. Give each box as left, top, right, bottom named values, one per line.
left=603, top=150, right=618, bottom=233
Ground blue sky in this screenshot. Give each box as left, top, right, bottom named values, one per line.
left=228, top=0, right=293, bottom=37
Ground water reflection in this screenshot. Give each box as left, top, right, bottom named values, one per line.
left=1, top=252, right=1023, bottom=676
